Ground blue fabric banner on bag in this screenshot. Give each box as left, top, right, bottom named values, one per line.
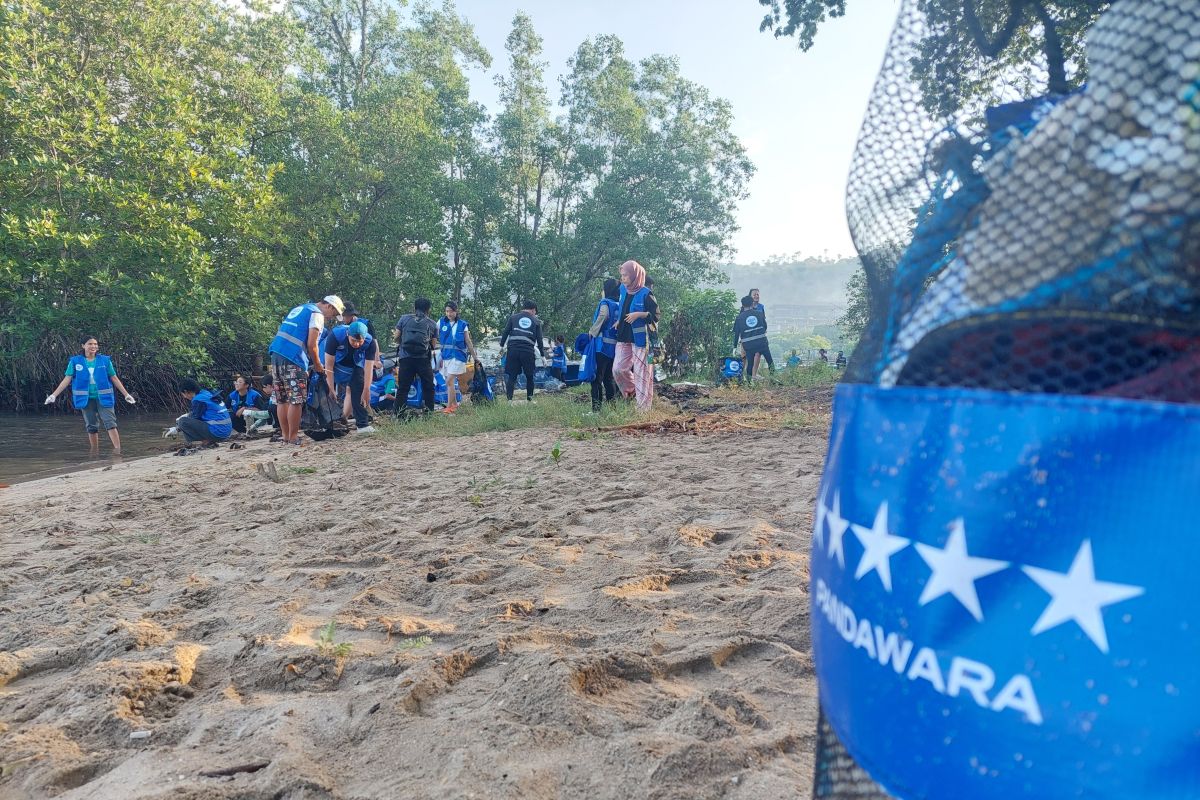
left=812, top=384, right=1200, bottom=800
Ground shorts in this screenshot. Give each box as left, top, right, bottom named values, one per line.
left=441, top=358, right=468, bottom=377
left=81, top=399, right=118, bottom=433
left=271, top=355, right=308, bottom=405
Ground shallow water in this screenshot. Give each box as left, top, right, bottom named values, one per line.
left=0, top=411, right=182, bottom=484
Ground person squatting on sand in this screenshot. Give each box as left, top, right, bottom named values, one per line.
left=438, top=301, right=478, bottom=415
left=44, top=335, right=137, bottom=454
left=500, top=300, right=546, bottom=403
left=166, top=378, right=232, bottom=445
left=324, top=320, right=377, bottom=434
left=228, top=374, right=268, bottom=434
left=394, top=298, right=440, bottom=415
left=268, top=295, right=343, bottom=445
left=588, top=278, right=621, bottom=412
left=613, top=260, right=656, bottom=413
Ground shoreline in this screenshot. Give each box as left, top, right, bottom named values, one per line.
left=1, top=419, right=826, bottom=799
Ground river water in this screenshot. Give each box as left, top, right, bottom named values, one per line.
left=0, top=411, right=183, bottom=484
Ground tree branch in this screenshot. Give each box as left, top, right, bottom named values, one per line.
left=1027, top=1, right=1069, bottom=93
left=962, top=0, right=1025, bottom=58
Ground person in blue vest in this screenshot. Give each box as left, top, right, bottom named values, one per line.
left=550, top=335, right=568, bottom=382
left=438, top=301, right=478, bottom=415
left=227, top=375, right=267, bottom=434
left=168, top=378, right=232, bottom=445
left=370, top=365, right=398, bottom=412
left=787, top=349, right=802, bottom=368
left=44, top=335, right=137, bottom=454
left=587, top=278, right=621, bottom=412
left=268, top=295, right=343, bottom=445
left=613, top=260, right=656, bottom=412
left=323, top=320, right=377, bottom=433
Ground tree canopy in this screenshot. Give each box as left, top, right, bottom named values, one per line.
left=0, top=0, right=753, bottom=408
left=757, top=0, right=1106, bottom=114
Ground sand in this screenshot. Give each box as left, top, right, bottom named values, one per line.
left=0, top=423, right=826, bottom=799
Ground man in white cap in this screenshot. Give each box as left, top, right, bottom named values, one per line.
left=268, top=295, right=344, bottom=445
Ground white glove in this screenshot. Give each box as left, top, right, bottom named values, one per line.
left=163, top=426, right=178, bottom=439
left=125, top=394, right=136, bottom=404
left=44, top=394, right=56, bottom=405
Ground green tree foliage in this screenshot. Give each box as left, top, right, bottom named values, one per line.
left=661, top=289, right=740, bottom=377
left=757, top=0, right=1106, bottom=115
left=836, top=264, right=870, bottom=344
left=0, top=0, right=752, bottom=409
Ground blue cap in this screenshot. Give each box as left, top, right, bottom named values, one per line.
left=348, top=321, right=368, bottom=337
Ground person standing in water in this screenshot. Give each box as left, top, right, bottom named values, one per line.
left=613, top=260, right=656, bottom=413
left=44, top=336, right=137, bottom=454
left=268, top=295, right=343, bottom=445
left=587, top=278, right=621, bottom=412
left=438, top=301, right=477, bottom=415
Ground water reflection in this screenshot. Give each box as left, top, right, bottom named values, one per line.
left=0, top=411, right=181, bottom=484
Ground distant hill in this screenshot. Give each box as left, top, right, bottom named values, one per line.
left=712, top=254, right=859, bottom=331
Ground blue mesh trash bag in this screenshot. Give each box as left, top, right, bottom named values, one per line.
left=814, top=1, right=1200, bottom=797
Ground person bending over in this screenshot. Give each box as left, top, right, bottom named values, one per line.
left=169, top=378, right=233, bottom=445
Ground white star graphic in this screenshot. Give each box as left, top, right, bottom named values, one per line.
left=850, top=502, right=910, bottom=592
left=914, top=519, right=1009, bottom=621
left=826, top=492, right=851, bottom=569
left=1022, top=540, right=1145, bottom=654
left=813, top=492, right=828, bottom=551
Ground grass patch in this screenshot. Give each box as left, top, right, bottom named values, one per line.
left=772, top=362, right=841, bottom=388
left=375, top=394, right=653, bottom=441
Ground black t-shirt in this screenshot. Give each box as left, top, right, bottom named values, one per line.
left=617, top=291, right=658, bottom=344
left=395, top=314, right=438, bottom=358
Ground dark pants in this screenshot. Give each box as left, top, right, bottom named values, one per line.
left=759, top=340, right=775, bottom=371
left=395, top=356, right=434, bottom=413
left=590, top=352, right=616, bottom=411
left=268, top=403, right=279, bottom=429
left=744, top=343, right=773, bottom=378
left=505, top=348, right=537, bottom=400
left=179, top=416, right=223, bottom=444
left=337, top=368, right=369, bottom=427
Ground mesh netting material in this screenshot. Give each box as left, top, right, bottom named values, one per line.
left=821, top=0, right=1199, bottom=795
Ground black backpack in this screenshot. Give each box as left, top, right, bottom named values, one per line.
left=398, top=314, right=430, bottom=356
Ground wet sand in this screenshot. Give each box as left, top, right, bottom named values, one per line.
left=0, top=424, right=825, bottom=799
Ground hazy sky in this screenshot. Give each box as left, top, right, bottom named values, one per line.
left=451, top=0, right=900, bottom=264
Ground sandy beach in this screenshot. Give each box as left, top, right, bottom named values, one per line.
left=0, top=419, right=826, bottom=799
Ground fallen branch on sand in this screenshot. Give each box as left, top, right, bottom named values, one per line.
left=199, top=760, right=271, bottom=778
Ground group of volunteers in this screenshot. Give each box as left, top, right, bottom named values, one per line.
left=45, top=257, right=798, bottom=452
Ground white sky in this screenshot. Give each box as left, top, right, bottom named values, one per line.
left=452, top=0, right=900, bottom=263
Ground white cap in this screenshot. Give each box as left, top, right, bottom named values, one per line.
left=322, top=295, right=345, bottom=314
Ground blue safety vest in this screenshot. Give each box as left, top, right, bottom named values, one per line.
left=192, top=389, right=232, bottom=438
left=618, top=286, right=651, bottom=348
left=722, top=357, right=744, bottom=379
left=369, top=375, right=393, bottom=406
left=328, top=325, right=374, bottom=385
left=438, top=318, right=470, bottom=362
left=227, top=388, right=262, bottom=414
left=551, top=344, right=567, bottom=369
left=269, top=303, right=321, bottom=370
left=594, top=298, right=619, bottom=358
left=68, top=354, right=115, bottom=409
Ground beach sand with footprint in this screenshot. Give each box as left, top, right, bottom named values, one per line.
left=0, top=424, right=826, bottom=799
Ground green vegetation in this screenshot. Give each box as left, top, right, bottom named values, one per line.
left=376, top=395, right=644, bottom=441
left=316, top=621, right=352, bottom=659
left=0, top=0, right=752, bottom=409
left=549, top=440, right=563, bottom=465
left=757, top=0, right=1103, bottom=115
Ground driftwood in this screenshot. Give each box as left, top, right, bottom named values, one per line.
left=199, top=760, right=271, bottom=778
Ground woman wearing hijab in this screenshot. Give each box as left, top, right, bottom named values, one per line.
left=612, top=260, right=657, bottom=413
